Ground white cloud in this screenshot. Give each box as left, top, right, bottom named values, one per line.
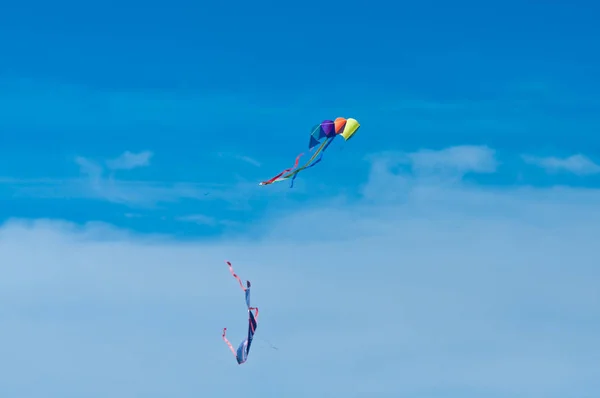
left=106, top=150, right=153, bottom=170
left=124, top=213, right=143, bottom=218
left=0, top=150, right=317, bottom=209
left=176, top=214, right=241, bottom=228
left=217, top=152, right=262, bottom=167
left=522, top=153, right=600, bottom=175
left=10, top=177, right=226, bottom=207
left=1, top=153, right=599, bottom=397
left=177, top=214, right=217, bottom=226
left=6, top=152, right=253, bottom=208
left=407, top=145, right=498, bottom=174
left=72, top=154, right=210, bottom=207
left=361, top=145, right=497, bottom=202
left=75, top=155, right=103, bottom=178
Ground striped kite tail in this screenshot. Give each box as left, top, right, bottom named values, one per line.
left=225, top=261, right=246, bottom=291
left=222, top=328, right=237, bottom=359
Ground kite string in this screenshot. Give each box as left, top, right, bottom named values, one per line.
left=252, top=307, right=278, bottom=351
left=258, top=337, right=279, bottom=351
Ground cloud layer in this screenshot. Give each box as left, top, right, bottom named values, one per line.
left=522, top=153, right=600, bottom=175
left=1, top=146, right=599, bottom=397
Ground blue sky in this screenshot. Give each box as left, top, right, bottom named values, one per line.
left=1, top=1, right=600, bottom=397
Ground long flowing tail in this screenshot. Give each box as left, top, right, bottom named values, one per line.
left=259, top=153, right=304, bottom=185
left=222, top=328, right=237, bottom=359
left=249, top=307, right=259, bottom=325
left=289, top=136, right=336, bottom=187
left=225, top=261, right=246, bottom=291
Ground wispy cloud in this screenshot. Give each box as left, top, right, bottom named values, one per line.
left=1, top=151, right=230, bottom=207
left=176, top=214, right=239, bottom=228
left=361, top=145, right=498, bottom=202
left=4, top=144, right=600, bottom=225
left=74, top=156, right=103, bottom=178
left=0, top=151, right=292, bottom=214
left=522, top=153, right=600, bottom=175
left=407, top=145, right=498, bottom=175
left=105, top=150, right=153, bottom=171
left=176, top=214, right=217, bottom=226
left=217, top=152, right=261, bottom=167
left=73, top=151, right=211, bottom=206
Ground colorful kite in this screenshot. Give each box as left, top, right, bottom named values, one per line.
left=222, top=261, right=259, bottom=365
left=259, top=117, right=360, bottom=186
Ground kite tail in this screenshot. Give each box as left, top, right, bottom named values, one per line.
left=289, top=136, right=336, bottom=188
left=259, top=153, right=303, bottom=186
left=225, top=261, right=246, bottom=291
left=222, top=328, right=237, bottom=358
left=249, top=307, right=259, bottom=325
